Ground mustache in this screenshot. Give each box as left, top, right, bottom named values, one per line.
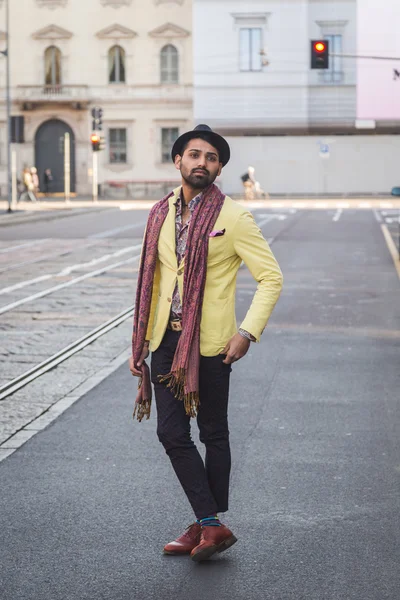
left=191, top=169, right=209, bottom=175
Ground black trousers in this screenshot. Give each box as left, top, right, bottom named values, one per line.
left=151, top=329, right=232, bottom=520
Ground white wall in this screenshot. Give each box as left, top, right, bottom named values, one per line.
left=194, top=0, right=357, bottom=130
left=357, top=0, right=400, bottom=120
left=220, top=135, right=400, bottom=195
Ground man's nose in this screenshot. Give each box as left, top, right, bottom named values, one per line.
left=196, top=155, right=207, bottom=168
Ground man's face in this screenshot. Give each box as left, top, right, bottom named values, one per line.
left=175, top=138, right=222, bottom=190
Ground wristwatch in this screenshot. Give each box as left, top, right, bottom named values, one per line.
left=238, top=329, right=256, bottom=342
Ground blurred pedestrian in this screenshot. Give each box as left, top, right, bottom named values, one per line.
left=19, top=168, right=37, bottom=202
left=241, top=165, right=256, bottom=200
left=43, top=168, right=53, bottom=196
left=31, top=167, right=40, bottom=196
left=129, top=124, right=283, bottom=561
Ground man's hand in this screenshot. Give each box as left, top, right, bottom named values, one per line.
left=129, top=345, right=150, bottom=377
left=221, top=333, right=250, bottom=365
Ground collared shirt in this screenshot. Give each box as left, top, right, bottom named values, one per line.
left=169, top=190, right=256, bottom=342
left=170, top=190, right=203, bottom=319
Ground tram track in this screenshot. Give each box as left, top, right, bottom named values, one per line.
left=0, top=305, right=134, bottom=401
left=0, top=209, right=298, bottom=403
left=0, top=244, right=142, bottom=315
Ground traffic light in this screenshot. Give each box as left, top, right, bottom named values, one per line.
left=91, top=133, right=101, bottom=152
left=311, top=40, right=329, bottom=69
left=91, top=107, right=103, bottom=131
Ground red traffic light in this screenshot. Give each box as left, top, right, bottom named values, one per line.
left=91, top=133, right=101, bottom=152
left=314, top=42, right=326, bottom=53
left=311, top=40, right=329, bottom=69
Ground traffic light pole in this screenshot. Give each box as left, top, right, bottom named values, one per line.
left=92, top=151, right=98, bottom=203
left=64, top=133, right=71, bottom=203
left=11, top=149, right=17, bottom=210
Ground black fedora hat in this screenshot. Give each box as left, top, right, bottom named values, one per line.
left=171, top=124, right=230, bottom=167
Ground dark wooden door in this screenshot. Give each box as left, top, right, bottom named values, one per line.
left=35, top=119, right=76, bottom=193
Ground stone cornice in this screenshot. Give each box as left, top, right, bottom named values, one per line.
left=154, top=0, right=184, bottom=5
left=149, top=23, right=190, bottom=39
left=315, top=20, right=349, bottom=28
left=36, top=0, right=68, bottom=8
left=96, top=24, right=137, bottom=39
left=100, top=0, right=132, bottom=7
left=32, top=24, right=73, bottom=40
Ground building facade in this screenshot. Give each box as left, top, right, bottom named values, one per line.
left=0, top=0, right=193, bottom=197
left=194, top=0, right=400, bottom=195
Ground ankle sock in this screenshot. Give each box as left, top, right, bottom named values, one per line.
left=197, top=515, right=222, bottom=527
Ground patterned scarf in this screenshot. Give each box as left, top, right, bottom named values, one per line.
left=132, top=183, right=226, bottom=422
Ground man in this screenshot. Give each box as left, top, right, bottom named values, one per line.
left=129, top=124, right=283, bottom=562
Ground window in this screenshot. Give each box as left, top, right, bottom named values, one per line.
left=160, top=45, right=179, bottom=84
left=239, top=28, right=262, bottom=72
left=321, top=34, right=343, bottom=83
left=161, top=127, right=179, bottom=163
left=109, top=45, right=126, bottom=84
left=109, top=128, right=127, bottom=163
left=44, top=46, right=62, bottom=85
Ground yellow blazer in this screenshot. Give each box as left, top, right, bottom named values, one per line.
left=145, top=187, right=283, bottom=356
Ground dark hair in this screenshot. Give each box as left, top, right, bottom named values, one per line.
left=181, top=134, right=220, bottom=160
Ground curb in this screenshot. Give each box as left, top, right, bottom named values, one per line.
left=0, top=206, right=113, bottom=228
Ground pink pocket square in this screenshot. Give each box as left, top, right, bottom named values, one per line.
left=209, top=228, right=226, bottom=238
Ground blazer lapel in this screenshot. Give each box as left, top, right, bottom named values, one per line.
left=159, top=189, right=179, bottom=270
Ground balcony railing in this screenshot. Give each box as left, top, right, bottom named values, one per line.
left=15, top=85, right=89, bottom=102
left=14, top=84, right=192, bottom=104
left=318, top=71, right=345, bottom=84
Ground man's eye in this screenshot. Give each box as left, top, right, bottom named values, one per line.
left=208, top=156, right=217, bottom=162
left=190, top=153, right=199, bottom=158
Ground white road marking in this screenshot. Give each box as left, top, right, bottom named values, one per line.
left=332, top=209, right=343, bottom=222
left=89, top=221, right=146, bottom=239
left=373, top=210, right=383, bottom=223
left=58, top=244, right=141, bottom=276
left=379, top=202, right=394, bottom=208
left=256, top=214, right=288, bottom=228
left=0, top=239, right=104, bottom=274
left=359, top=202, right=371, bottom=208
left=0, top=275, right=53, bottom=296
left=315, top=202, right=328, bottom=209
left=0, top=250, right=143, bottom=316
left=0, top=239, right=50, bottom=254
left=0, top=244, right=142, bottom=295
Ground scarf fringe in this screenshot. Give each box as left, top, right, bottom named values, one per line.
left=159, top=369, right=199, bottom=418
left=133, top=398, right=151, bottom=423
left=132, top=390, right=151, bottom=423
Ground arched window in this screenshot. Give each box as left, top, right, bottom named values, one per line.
left=44, top=46, right=62, bottom=86
left=160, top=44, right=179, bottom=84
left=109, top=45, right=126, bottom=83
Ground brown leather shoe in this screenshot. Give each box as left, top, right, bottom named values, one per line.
left=163, top=523, right=202, bottom=555
left=190, top=524, right=237, bottom=562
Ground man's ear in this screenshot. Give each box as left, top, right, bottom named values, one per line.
left=174, top=154, right=182, bottom=170
left=217, top=163, right=223, bottom=177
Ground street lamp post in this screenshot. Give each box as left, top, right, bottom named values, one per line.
left=5, top=0, right=11, bottom=212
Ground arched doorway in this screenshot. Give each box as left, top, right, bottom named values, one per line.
left=35, top=119, right=76, bottom=193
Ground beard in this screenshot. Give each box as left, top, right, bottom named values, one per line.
left=181, top=167, right=217, bottom=190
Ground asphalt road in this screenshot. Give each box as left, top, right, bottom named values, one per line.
left=1, top=208, right=399, bottom=600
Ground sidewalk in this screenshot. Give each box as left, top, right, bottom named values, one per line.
left=1, top=196, right=400, bottom=215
